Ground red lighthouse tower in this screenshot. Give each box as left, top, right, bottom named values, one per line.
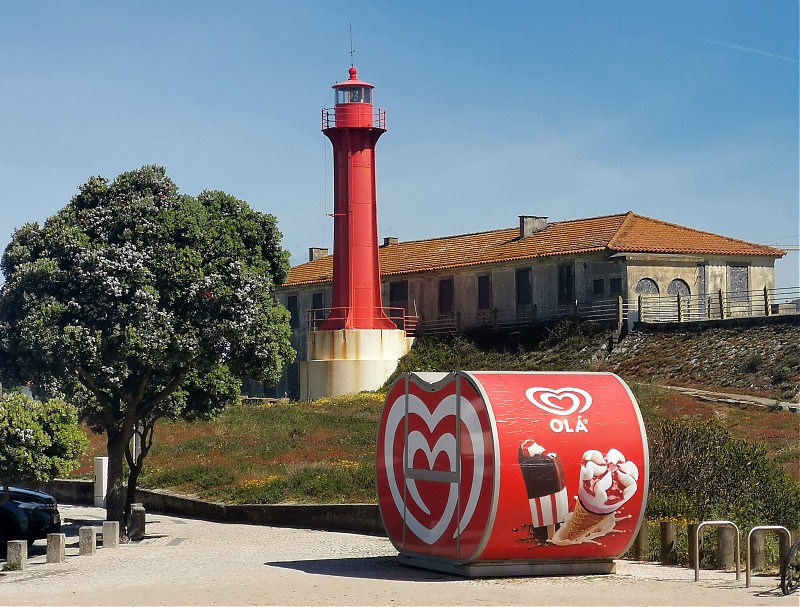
left=301, top=65, right=413, bottom=399
left=318, top=65, right=395, bottom=330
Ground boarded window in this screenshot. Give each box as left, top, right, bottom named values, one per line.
left=438, top=278, right=454, bottom=315
left=516, top=268, right=532, bottom=307
left=667, top=279, right=690, bottom=296
left=610, top=277, right=623, bottom=295
left=697, top=264, right=706, bottom=296
left=593, top=279, right=605, bottom=297
left=729, top=265, right=749, bottom=297
left=635, top=278, right=659, bottom=295
left=477, top=274, right=492, bottom=309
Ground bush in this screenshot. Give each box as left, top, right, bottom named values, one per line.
left=645, top=417, right=800, bottom=529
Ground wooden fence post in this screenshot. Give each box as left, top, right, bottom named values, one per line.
left=718, top=290, right=725, bottom=319
left=763, top=286, right=769, bottom=316
left=688, top=523, right=700, bottom=569
left=660, top=521, right=677, bottom=565
left=717, top=526, right=736, bottom=570
left=677, top=292, right=682, bottom=323
left=632, top=521, right=649, bottom=561
left=638, top=294, right=643, bottom=323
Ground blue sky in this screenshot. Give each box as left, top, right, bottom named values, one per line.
left=1, top=1, right=797, bottom=289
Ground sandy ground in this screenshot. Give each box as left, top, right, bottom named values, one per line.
left=0, top=505, right=795, bottom=606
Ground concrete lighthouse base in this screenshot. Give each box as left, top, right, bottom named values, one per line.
left=300, top=328, right=414, bottom=400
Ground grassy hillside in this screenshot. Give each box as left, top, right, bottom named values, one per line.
left=71, top=319, right=800, bottom=528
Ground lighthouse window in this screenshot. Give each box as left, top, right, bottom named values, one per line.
left=337, top=87, right=371, bottom=104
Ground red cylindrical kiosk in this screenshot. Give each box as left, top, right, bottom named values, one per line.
left=376, top=371, right=649, bottom=577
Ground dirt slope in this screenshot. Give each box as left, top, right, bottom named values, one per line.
left=606, top=320, right=800, bottom=401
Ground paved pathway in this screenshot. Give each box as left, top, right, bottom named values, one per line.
left=664, top=385, right=799, bottom=412
left=0, top=505, right=795, bottom=606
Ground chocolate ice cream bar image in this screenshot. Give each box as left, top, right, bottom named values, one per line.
left=518, top=440, right=568, bottom=536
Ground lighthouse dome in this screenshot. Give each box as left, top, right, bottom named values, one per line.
left=332, top=65, right=374, bottom=105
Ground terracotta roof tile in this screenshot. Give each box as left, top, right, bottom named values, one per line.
left=284, top=212, right=784, bottom=287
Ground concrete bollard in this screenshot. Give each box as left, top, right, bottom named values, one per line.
left=660, top=521, right=677, bottom=565
left=717, top=526, right=736, bottom=570
left=79, top=526, right=97, bottom=556
left=93, top=456, right=109, bottom=508
left=46, top=533, right=66, bottom=563
left=632, top=521, right=649, bottom=561
left=749, top=530, right=765, bottom=571
left=102, top=521, right=120, bottom=548
left=128, top=504, right=146, bottom=541
left=6, top=540, right=27, bottom=570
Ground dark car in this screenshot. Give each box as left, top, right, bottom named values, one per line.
left=0, top=487, right=61, bottom=553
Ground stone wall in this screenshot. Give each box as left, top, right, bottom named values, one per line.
left=41, top=479, right=385, bottom=536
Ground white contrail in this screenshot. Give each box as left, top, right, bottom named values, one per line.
left=693, top=36, right=798, bottom=64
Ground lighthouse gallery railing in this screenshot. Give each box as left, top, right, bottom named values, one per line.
left=321, top=108, right=387, bottom=130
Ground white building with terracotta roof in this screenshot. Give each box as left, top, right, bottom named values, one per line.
left=270, top=212, right=784, bottom=399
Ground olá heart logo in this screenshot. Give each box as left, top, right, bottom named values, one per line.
left=525, top=387, right=592, bottom=416
left=382, top=392, right=487, bottom=546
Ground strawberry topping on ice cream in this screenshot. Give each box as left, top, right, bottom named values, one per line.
left=578, top=448, right=639, bottom=515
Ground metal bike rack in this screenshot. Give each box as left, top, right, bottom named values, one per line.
left=746, top=525, right=791, bottom=588
left=693, top=520, right=740, bottom=582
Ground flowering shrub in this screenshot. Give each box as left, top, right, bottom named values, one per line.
left=0, top=165, right=295, bottom=527
left=0, top=391, right=86, bottom=488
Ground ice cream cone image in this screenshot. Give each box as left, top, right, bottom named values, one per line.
left=550, top=448, right=639, bottom=547
left=557, top=499, right=607, bottom=540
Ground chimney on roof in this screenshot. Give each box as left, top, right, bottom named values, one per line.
left=308, top=247, right=329, bottom=262
left=382, top=237, right=398, bottom=247
left=519, top=216, right=548, bottom=238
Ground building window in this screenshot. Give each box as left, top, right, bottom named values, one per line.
left=389, top=281, right=408, bottom=311
left=593, top=279, right=605, bottom=297
left=610, top=277, right=623, bottom=295
left=287, top=295, right=299, bottom=328
left=516, top=268, right=532, bottom=307
left=729, top=265, right=749, bottom=296
left=477, top=274, right=492, bottom=310
left=558, top=263, right=575, bottom=306
left=312, top=291, right=326, bottom=323
left=667, top=279, right=690, bottom=296
left=635, top=278, right=659, bottom=295
left=438, top=277, right=454, bottom=315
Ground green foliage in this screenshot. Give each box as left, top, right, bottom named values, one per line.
left=130, top=399, right=384, bottom=504
left=142, top=464, right=235, bottom=491
left=0, top=391, right=87, bottom=487
left=646, top=417, right=800, bottom=529
left=740, top=353, right=764, bottom=374
left=387, top=320, right=609, bottom=387
left=0, top=165, right=295, bottom=522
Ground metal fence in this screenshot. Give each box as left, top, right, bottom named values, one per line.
left=304, top=287, right=799, bottom=338
left=417, top=297, right=625, bottom=336
left=321, top=107, right=386, bottom=129
left=308, top=306, right=418, bottom=334
left=636, top=286, right=800, bottom=324
left=414, top=287, right=799, bottom=335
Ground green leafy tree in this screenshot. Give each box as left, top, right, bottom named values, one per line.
left=0, top=165, right=295, bottom=533
left=0, top=391, right=87, bottom=498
